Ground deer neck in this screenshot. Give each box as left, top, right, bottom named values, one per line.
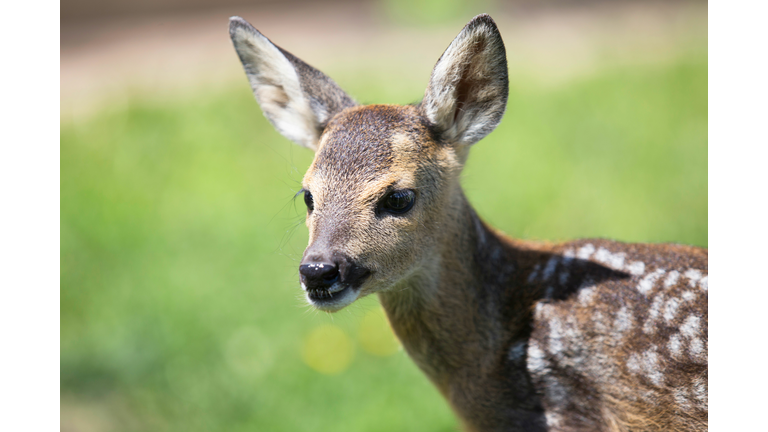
left=378, top=187, right=527, bottom=394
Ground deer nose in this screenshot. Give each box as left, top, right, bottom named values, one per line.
left=299, top=261, right=340, bottom=289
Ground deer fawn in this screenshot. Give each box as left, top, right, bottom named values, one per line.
left=230, top=14, right=707, bottom=432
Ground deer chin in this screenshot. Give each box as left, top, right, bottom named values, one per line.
left=303, top=281, right=360, bottom=312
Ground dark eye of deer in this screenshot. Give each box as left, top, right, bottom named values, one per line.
left=304, top=190, right=314, bottom=212
left=380, top=190, right=415, bottom=215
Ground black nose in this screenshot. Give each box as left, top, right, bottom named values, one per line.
left=299, top=262, right=340, bottom=289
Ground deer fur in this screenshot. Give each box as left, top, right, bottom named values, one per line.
left=230, top=14, right=708, bottom=432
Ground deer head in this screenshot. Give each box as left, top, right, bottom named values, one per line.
left=230, top=14, right=508, bottom=311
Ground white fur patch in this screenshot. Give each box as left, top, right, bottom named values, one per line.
left=643, top=294, right=665, bottom=334
left=578, top=286, right=596, bottom=305
left=668, top=334, right=682, bottom=357
left=594, top=247, right=626, bottom=271
left=527, top=341, right=547, bottom=374
left=699, top=275, right=708, bottom=291
left=625, top=261, right=646, bottom=276
left=682, top=290, right=696, bottom=301
left=663, top=297, right=681, bottom=323
left=613, top=306, right=634, bottom=334
left=689, top=337, right=704, bottom=358
left=594, top=312, right=611, bottom=334
left=637, top=268, right=666, bottom=295
left=545, top=412, right=564, bottom=428
left=548, top=317, right=565, bottom=355
left=664, top=270, right=680, bottom=288
left=684, top=269, right=703, bottom=287
left=642, top=347, right=665, bottom=386
left=680, top=315, right=701, bottom=338
left=577, top=243, right=595, bottom=260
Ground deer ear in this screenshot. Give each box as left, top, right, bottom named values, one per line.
left=229, top=17, right=357, bottom=151
left=421, top=14, right=508, bottom=147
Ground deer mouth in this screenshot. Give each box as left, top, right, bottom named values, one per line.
left=302, top=267, right=372, bottom=311
left=303, top=282, right=358, bottom=311
left=305, top=281, right=347, bottom=300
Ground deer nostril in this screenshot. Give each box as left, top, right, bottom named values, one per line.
left=300, top=262, right=339, bottom=288
left=322, top=268, right=339, bottom=284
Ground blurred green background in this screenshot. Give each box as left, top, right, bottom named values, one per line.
left=61, top=0, right=707, bottom=430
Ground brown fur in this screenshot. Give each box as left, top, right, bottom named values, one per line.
left=230, top=14, right=707, bottom=432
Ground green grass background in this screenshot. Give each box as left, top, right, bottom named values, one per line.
left=61, top=46, right=706, bottom=430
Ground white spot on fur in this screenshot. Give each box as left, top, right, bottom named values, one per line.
left=638, top=268, right=665, bottom=295
left=563, top=248, right=576, bottom=259
left=641, top=347, right=664, bottom=386
left=626, top=261, right=646, bottom=276
left=577, top=243, right=595, bottom=260
left=682, top=291, right=696, bottom=301
left=663, top=298, right=680, bottom=323
left=527, top=341, right=547, bottom=374
left=542, top=257, right=559, bottom=281
left=614, top=306, right=633, bottom=334
left=594, top=247, right=626, bottom=271
left=534, top=302, right=551, bottom=320
left=578, top=286, right=596, bottom=305
left=699, top=275, right=708, bottom=291
left=548, top=317, right=565, bottom=355
left=643, top=294, right=665, bottom=334
left=664, top=270, right=680, bottom=288
left=593, top=311, right=609, bottom=333
left=689, top=338, right=704, bottom=359
left=545, top=412, right=563, bottom=428
left=680, top=315, right=701, bottom=338
left=668, top=334, right=682, bottom=357
left=684, top=269, right=703, bottom=287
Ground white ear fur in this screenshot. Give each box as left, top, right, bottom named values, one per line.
left=229, top=17, right=356, bottom=151
left=422, top=14, right=509, bottom=146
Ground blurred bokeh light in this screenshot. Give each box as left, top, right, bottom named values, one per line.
left=302, top=324, right=355, bottom=375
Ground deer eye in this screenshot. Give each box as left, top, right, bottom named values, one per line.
left=380, top=190, right=415, bottom=215
left=303, top=190, right=314, bottom=212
